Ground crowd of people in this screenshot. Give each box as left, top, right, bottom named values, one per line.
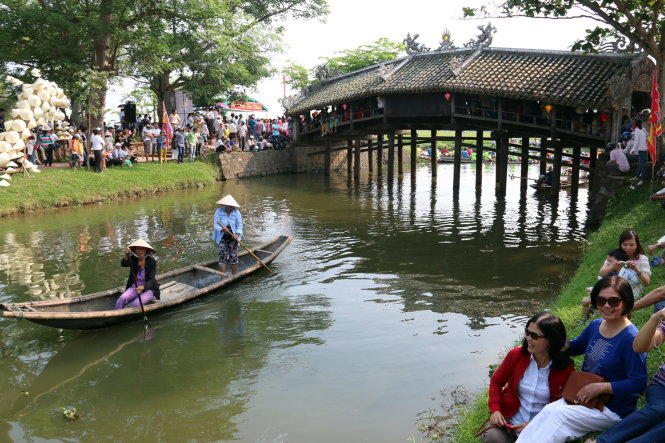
left=481, top=229, right=665, bottom=442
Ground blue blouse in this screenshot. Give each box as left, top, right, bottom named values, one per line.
left=569, top=319, right=647, bottom=418
left=212, top=208, right=243, bottom=244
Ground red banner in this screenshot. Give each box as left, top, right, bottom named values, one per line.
left=648, top=68, right=662, bottom=162
left=230, top=101, right=263, bottom=112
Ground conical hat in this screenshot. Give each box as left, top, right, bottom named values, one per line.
left=215, top=194, right=240, bottom=207
left=128, top=239, right=155, bottom=254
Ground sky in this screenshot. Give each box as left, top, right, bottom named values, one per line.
left=107, top=0, right=600, bottom=120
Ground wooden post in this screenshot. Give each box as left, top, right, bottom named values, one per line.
left=430, top=129, right=437, bottom=177
left=388, top=131, right=395, bottom=179
left=589, top=146, right=597, bottom=189
left=521, top=137, right=529, bottom=190
left=475, top=130, right=483, bottom=187
left=349, top=103, right=355, bottom=130
left=324, top=141, right=331, bottom=175
left=354, top=136, right=361, bottom=177
left=410, top=128, right=417, bottom=176
left=453, top=129, right=462, bottom=189
left=397, top=133, right=404, bottom=175
left=540, top=137, right=547, bottom=176
left=571, top=145, right=581, bottom=195
left=551, top=143, right=562, bottom=196
left=347, top=139, right=352, bottom=174
left=496, top=134, right=508, bottom=194
left=377, top=133, right=383, bottom=176
left=368, top=138, right=373, bottom=172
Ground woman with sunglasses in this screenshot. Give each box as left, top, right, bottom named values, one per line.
left=516, top=277, right=647, bottom=442
left=595, top=306, right=665, bottom=442
left=482, top=313, right=574, bottom=442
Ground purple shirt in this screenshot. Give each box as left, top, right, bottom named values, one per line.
left=610, top=148, right=630, bottom=172
left=654, top=322, right=665, bottom=387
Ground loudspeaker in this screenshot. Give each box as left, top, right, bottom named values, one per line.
left=124, top=102, right=136, bottom=122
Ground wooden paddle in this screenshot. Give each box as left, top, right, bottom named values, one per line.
left=509, top=174, right=539, bottom=182
left=217, top=222, right=272, bottom=273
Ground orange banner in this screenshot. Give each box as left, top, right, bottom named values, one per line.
left=230, top=101, right=263, bottom=111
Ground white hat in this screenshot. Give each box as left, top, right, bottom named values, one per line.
left=128, top=239, right=155, bottom=254
left=216, top=194, right=240, bottom=207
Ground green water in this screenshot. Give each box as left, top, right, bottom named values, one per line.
left=0, top=164, right=587, bottom=441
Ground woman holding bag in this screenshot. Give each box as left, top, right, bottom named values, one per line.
left=516, top=277, right=648, bottom=442
left=480, top=313, right=574, bottom=442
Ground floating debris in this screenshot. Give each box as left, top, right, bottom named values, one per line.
left=60, top=407, right=81, bottom=420
left=544, top=252, right=565, bottom=262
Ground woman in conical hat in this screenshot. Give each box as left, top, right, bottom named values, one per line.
left=212, top=195, right=243, bottom=276
left=115, top=239, right=161, bottom=309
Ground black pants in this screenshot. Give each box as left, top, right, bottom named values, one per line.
left=93, top=151, right=103, bottom=172
left=45, top=148, right=53, bottom=166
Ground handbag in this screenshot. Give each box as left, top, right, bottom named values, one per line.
left=562, top=371, right=611, bottom=411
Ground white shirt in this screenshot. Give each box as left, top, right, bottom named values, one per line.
left=143, top=127, right=153, bottom=141
left=228, top=122, right=237, bottom=133
left=631, top=127, right=647, bottom=153
left=151, top=128, right=160, bottom=139
left=91, top=134, right=105, bottom=151
left=512, top=354, right=551, bottom=425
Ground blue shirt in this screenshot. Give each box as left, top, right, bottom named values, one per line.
left=212, top=208, right=243, bottom=244
left=248, top=119, right=256, bottom=133
left=174, top=132, right=185, bottom=147
left=569, top=319, right=647, bottom=418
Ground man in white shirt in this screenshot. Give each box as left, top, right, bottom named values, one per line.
left=90, top=128, right=105, bottom=173
left=630, top=119, right=648, bottom=185
left=142, top=124, right=154, bottom=162
left=150, top=125, right=161, bottom=162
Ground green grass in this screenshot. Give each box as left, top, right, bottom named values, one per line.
left=0, top=161, right=220, bottom=217
left=442, top=183, right=665, bottom=442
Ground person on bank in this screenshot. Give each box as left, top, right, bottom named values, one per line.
left=516, top=277, right=648, bottom=442
left=212, top=195, right=243, bottom=276
left=482, top=313, right=574, bottom=442
left=115, top=239, right=160, bottom=309
left=595, top=306, right=665, bottom=442
left=598, top=230, right=650, bottom=296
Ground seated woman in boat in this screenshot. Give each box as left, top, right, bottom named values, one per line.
left=481, top=313, right=574, bottom=442
left=516, top=277, right=648, bottom=442
left=543, top=167, right=553, bottom=186
left=212, top=194, right=243, bottom=276
left=115, top=239, right=160, bottom=309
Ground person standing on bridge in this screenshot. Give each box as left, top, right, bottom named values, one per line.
left=212, top=195, right=243, bottom=276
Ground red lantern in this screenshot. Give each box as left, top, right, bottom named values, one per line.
left=600, top=113, right=608, bottom=123
left=444, top=92, right=451, bottom=101
left=544, top=104, right=553, bottom=113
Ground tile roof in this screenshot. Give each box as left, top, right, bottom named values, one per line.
left=287, top=47, right=638, bottom=116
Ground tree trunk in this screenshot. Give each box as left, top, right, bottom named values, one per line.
left=88, top=0, right=115, bottom=132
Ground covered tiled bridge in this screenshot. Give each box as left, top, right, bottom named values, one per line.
left=286, top=46, right=653, bottom=195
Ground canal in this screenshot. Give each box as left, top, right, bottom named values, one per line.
left=0, top=163, right=587, bottom=441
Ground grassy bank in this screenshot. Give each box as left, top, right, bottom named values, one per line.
left=0, top=161, right=220, bottom=218
left=447, top=184, right=665, bottom=442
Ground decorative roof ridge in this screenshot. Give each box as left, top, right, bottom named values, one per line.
left=409, top=47, right=476, bottom=58
left=313, top=57, right=405, bottom=88
left=451, top=47, right=484, bottom=77
left=481, top=46, right=640, bottom=61
left=379, top=55, right=413, bottom=81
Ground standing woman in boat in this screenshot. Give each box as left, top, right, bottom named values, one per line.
left=213, top=195, right=243, bottom=276
left=115, top=239, right=160, bottom=309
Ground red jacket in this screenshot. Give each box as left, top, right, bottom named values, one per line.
left=488, top=347, right=574, bottom=418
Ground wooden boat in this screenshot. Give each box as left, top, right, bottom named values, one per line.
left=530, top=179, right=587, bottom=190
left=0, top=235, right=292, bottom=330
left=437, top=156, right=474, bottom=163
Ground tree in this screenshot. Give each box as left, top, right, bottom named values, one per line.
left=282, top=63, right=312, bottom=93
left=318, top=38, right=405, bottom=75
left=463, top=1, right=665, bottom=116
left=122, top=87, right=157, bottom=116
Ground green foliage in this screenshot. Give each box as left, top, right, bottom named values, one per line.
left=319, top=38, right=405, bottom=74
left=282, top=62, right=311, bottom=92
left=122, top=87, right=157, bottom=116
left=450, top=183, right=665, bottom=442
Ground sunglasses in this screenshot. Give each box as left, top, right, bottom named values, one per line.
left=525, top=329, right=546, bottom=340
left=595, top=296, right=622, bottom=308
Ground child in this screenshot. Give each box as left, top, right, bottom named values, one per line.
left=581, top=248, right=640, bottom=319
left=156, top=131, right=167, bottom=163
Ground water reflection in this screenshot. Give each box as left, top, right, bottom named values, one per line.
left=0, top=163, right=587, bottom=441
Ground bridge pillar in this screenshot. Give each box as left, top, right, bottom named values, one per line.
left=347, top=139, right=352, bottom=174
left=495, top=133, right=509, bottom=195
left=354, top=137, right=361, bottom=177
left=521, top=137, right=529, bottom=190
left=453, top=129, right=462, bottom=189
left=540, top=138, right=547, bottom=176
left=410, top=128, right=417, bottom=177
left=377, top=134, right=383, bottom=176
left=475, top=130, right=483, bottom=187
left=388, top=131, right=395, bottom=179
left=368, top=138, right=373, bottom=172
left=551, top=142, right=562, bottom=196
left=430, top=130, right=437, bottom=177
left=571, top=145, right=581, bottom=197
left=589, top=146, right=597, bottom=189
left=397, top=133, right=404, bottom=175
